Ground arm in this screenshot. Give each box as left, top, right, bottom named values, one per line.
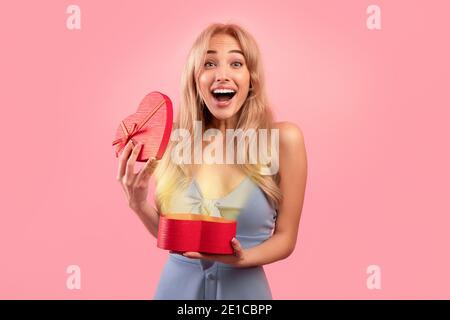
left=132, top=201, right=160, bottom=239
left=241, top=122, right=308, bottom=268
left=117, top=139, right=161, bottom=240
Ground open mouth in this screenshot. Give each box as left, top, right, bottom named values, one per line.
left=211, top=89, right=237, bottom=102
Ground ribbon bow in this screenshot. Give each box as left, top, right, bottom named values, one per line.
left=112, top=99, right=165, bottom=156
left=199, top=198, right=222, bottom=217
left=184, top=181, right=241, bottom=220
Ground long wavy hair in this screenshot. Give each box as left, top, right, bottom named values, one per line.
left=153, top=23, right=282, bottom=213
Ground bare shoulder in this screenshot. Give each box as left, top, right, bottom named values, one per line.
left=271, top=121, right=305, bottom=147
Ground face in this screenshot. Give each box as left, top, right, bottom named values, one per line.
left=198, top=33, right=251, bottom=123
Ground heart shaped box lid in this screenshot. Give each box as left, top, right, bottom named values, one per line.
left=112, top=91, right=173, bottom=162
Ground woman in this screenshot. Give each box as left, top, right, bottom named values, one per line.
left=116, top=23, right=307, bottom=299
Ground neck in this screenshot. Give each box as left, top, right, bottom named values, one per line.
left=206, top=112, right=241, bottom=136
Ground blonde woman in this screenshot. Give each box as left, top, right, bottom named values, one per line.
left=117, top=23, right=307, bottom=300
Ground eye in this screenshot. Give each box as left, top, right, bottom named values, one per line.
left=204, top=61, right=215, bottom=68
left=232, top=61, right=243, bottom=67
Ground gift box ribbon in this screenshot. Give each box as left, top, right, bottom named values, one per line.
left=111, top=98, right=166, bottom=155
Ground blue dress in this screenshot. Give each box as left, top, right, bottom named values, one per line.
left=153, top=176, right=278, bottom=300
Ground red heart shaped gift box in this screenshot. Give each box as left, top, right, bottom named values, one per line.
left=157, top=214, right=237, bottom=254
left=112, top=91, right=173, bottom=161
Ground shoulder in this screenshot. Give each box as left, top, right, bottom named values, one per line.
left=271, top=121, right=307, bottom=179
left=271, top=121, right=305, bottom=147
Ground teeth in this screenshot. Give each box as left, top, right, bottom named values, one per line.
left=212, top=89, right=236, bottom=94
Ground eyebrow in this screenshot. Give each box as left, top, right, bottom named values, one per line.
left=207, top=49, right=244, bottom=56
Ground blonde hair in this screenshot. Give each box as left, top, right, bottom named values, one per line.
left=154, top=22, right=282, bottom=213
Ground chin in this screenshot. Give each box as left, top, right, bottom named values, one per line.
left=209, top=108, right=237, bottom=121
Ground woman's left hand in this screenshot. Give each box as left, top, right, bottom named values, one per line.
left=182, top=237, right=247, bottom=268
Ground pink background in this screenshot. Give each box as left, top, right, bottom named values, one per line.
left=1, top=0, right=449, bottom=299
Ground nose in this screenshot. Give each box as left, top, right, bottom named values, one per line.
left=214, top=65, right=231, bottom=83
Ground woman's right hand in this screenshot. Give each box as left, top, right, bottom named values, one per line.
left=116, top=140, right=158, bottom=212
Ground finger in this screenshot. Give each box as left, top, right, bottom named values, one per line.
left=125, top=141, right=143, bottom=180
left=183, top=252, right=203, bottom=259
left=136, top=157, right=157, bottom=183
left=183, top=252, right=220, bottom=261
left=184, top=252, right=229, bottom=265
left=117, top=140, right=135, bottom=180
left=119, top=181, right=131, bottom=199
left=231, top=237, right=243, bottom=258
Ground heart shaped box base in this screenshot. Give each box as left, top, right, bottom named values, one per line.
left=157, top=214, right=237, bottom=254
